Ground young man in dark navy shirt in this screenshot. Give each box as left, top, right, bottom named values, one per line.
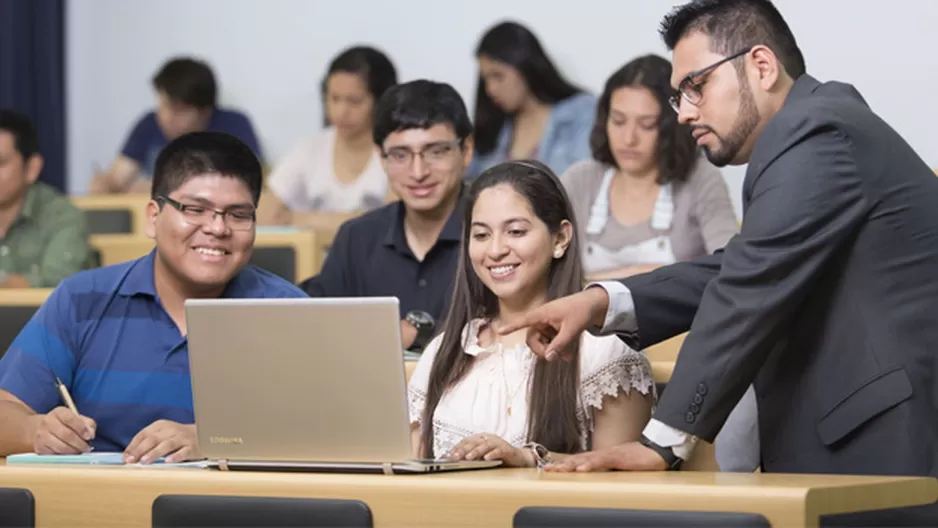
left=300, top=80, right=473, bottom=352
left=90, top=57, right=261, bottom=195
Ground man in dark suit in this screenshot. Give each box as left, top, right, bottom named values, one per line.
left=501, top=0, right=938, bottom=525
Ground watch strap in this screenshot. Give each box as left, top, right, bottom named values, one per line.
left=640, top=435, right=683, bottom=471
left=522, top=442, right=551, bottom=468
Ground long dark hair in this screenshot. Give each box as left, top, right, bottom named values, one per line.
left=473, top=22, right=582, bottom=156
left=419, top=159, right=583, bottom=458
left=320, top=46, right=398, bottom=127
left=590, top=55, right=697, bottom=184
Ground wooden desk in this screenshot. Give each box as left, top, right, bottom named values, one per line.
left=0, top=288, right=53, bottom=305
left=645, top=333, right=686, bottom=362
left=0, top=464, right=933, bottom=527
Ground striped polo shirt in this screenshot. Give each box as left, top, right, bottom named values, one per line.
left=0, top=250, right=306, bottom=451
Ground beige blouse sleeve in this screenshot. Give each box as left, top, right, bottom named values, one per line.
left=688, top=160, right=739, bottom=253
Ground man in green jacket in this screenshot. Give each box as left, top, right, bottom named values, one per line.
left=0, top=110, right=91, bottom=288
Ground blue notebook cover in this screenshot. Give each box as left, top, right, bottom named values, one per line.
left=6, top=452, right=165, bottom=465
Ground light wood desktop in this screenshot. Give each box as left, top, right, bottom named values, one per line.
left=0, top=288, right=53, bottom=306
left=0, top=462, right=933, bottom=527
left=645, top=333, right=686, bottom=362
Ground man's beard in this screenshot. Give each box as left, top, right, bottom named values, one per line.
left=701, top=82, right=760, bottom=167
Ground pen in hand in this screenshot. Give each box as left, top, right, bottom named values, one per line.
left=54, top=376, right=94, bottom=450
left=55, top=376, right=79, bottom=415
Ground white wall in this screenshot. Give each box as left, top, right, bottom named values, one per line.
left=67, top=0, right=938, bottom=217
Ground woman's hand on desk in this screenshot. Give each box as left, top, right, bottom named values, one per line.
left=544, top=441, right=666, bottom=472
left=32, top=407, right=97, bottom=454
left=123, top=420, right=198, bottom=464
left=445, top=433, right=535, bottom=468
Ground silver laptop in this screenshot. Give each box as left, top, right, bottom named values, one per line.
left=184, top=297, right=501, bottom=474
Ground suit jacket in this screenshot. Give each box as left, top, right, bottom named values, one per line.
left=620, top=75, right=938, bottom=523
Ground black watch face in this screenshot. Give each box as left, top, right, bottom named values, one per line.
left=408, top=311, right=434, bottom=326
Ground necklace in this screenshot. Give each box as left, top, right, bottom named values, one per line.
left=493, top=323, right=527, bottom=417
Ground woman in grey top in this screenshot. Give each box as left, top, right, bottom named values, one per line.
left=561, top=55, right=738, bottom=281
left=562, top=55, right=758, bottom=473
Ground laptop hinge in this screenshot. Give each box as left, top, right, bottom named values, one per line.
left=381, top=462, right=394, bottom=475
left=218, top=459, right=230, bottom=471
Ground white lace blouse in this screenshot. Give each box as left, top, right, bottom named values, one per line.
left=407, top=319, right=655, bottom=457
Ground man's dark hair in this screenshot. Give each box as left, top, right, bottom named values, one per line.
left=151, top=132, right=262, bottom=205
left=0, top=109, right=40, bottom=159
left=152, top=57, right=218, bottom=109
left=660, top=0, right=806, bottom=78
left=372, top=80, right=473, bottom=147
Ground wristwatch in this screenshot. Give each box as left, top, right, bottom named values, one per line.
left=640, top=435, right=684, bottom=471
left=404, top=310, right=435, bottom=352
left=522, top=442, right=551, bottom=468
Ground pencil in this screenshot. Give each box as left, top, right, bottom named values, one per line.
left=54, top=376, right=79, bottom=415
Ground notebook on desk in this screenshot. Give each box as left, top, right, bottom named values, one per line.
left=5, top=452, right=210, bottom=468
left=184, top=297, right=500, bottom=475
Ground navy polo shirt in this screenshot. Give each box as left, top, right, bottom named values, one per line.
left=301, top=199, right=463, bottom=323
left=120, top=109, right=262, bottom=177
left=0, top=250, right=306, bottom=452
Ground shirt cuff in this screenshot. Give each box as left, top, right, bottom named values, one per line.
left=585, top=281, right=638, bottom=336
left=643, top=418, right=698, bottom=461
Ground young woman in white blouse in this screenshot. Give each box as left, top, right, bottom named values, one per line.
left=259, top=46, right=397, bottom=231
left=408, top=160, right=654, bottom=467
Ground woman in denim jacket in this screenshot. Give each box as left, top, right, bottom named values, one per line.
left=467, top=21, right=595, bottom=180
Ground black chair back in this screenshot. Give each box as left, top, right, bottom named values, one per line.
left=152, top=494, right=373, bottom=527
left=250, top=246, right=297, bottom=282
left=0, top=488, right=35, bottom=527
left=513, top=506, right=770, bottom=527
left=0, top=306, right=39, bottom=360
left=84, top=209, right=133, bottom=234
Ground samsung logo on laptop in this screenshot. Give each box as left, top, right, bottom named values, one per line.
left=209, top=436, right=244, bottom=445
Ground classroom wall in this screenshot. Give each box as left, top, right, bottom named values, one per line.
left=66, top=0, right=938, bottom=216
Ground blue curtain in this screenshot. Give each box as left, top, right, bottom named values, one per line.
left=0, top=0, right=67, bottom=192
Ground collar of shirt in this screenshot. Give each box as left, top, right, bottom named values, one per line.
left=115, top=249, right=256, bottom=299
left=382, top=192, right=465, bottom=256
left=3, top=184, right=40, bottom=234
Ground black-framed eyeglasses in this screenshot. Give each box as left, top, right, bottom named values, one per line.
left=381, top=139, right=462, bottom=170
left=668, top=47, right=753, bottom=113
left=157, top=195, right=256, bottom=231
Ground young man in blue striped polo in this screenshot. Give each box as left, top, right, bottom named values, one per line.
left=0, top=132, right=305, bottom=463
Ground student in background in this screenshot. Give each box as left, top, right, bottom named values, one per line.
left=409, top=160, right=653, bottom=467
left=562, top=55, right=737, bottom=282
left=90, top=57, right=262, bottom=195
left=467, top=21, right=595, bottom=179
left=560, top=55, right=756, bottom=472
left=0, top=132, right=304, bottom=462
left=300, top=80, right=471, bottom=354
left=259, top=46, right=398, bottom=232
left=0, top=110, right=91, bottom=288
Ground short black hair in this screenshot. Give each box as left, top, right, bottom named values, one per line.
left=152, top=57, right=217, bottom=109
left=590, top=55, right=698, bottom=185
left=660, top=0, right=806, bottom=79
left=151, top=131, right=262, bottom=205
left=0, top=109, right=40, bottom=160
left=372, top=80, right=473, bottom=147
